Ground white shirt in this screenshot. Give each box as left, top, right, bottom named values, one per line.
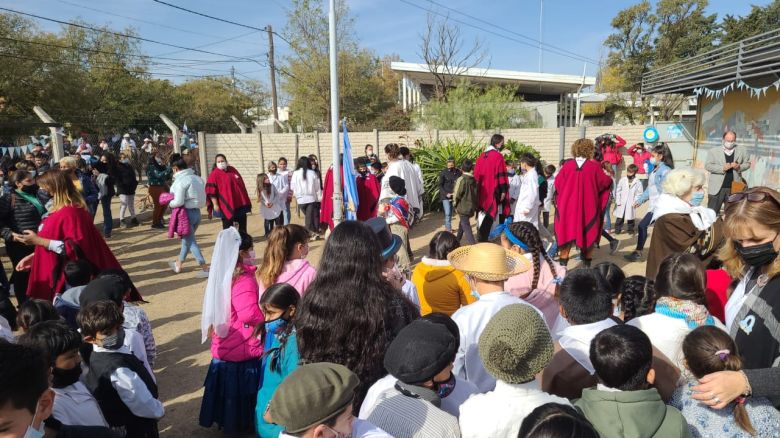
left=557, top=318, right=618, bottom=374
left=401, top=279, right=421, bottom=311
left=260, top=186, right=285, bottom=220
left=268, top=172, right=289, bottom=199
left=452, top=292, right=529, bottom=392
left=513, top=168, right=540, bottom=227
left=52, top=381, right=108, bottom=427
left=290, top=169, right=322, bottom=204
left=124, top=328, right=155, bottom=382
left=459, top=379, right=571, bottom=438
left=381, top=160, right=423, bottom=215
left=92, top=344, right=164, bottom=419
left=0, top=315, right=13, bottom=342
left=120, top=139, right=137, bottom=152
left=279, top=419, right=391, bottom=438
left=360, top=374, right=479, bottom=419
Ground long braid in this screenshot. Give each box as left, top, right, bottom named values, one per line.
left=508, top=222, right=545, bottom=290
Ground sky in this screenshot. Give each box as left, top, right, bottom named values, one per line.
left=4, top=0, right=770, bottom=97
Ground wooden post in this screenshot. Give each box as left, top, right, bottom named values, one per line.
left=315, top=130, right=321, bottom=164
left=373, top=129, right=379, bottom=149
left=32, top=106, right=64, bottom=161
left=198, top=131, right=208, bottom=178
left=258, top=131, right=265, bottom=173
left=294, top=134, right=300, bottom=159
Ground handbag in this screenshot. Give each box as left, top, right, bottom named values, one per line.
left=731, top=167, right=747, bottom=193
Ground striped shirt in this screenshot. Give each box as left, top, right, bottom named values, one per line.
left=366, top=383, right=461, bottom=438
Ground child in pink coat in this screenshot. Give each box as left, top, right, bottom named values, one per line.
left=257, top=224, right=317, bottom=296
left=199, top=230, right=264, bottom=434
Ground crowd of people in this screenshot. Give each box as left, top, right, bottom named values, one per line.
left=0, top=129, right=779, bottom=438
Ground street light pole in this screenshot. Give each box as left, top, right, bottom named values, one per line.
left=329, top=0, right=343, bottom=227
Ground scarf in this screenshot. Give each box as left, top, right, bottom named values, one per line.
left=15, top=189, right=45, bottom=215
left=558, top=318, right=618, bottom=374
left=651, top=193, right=716, bottom=231
left=655, top=296, right=715, bottom=329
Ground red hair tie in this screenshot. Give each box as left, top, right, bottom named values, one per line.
left=735, top=396, right=746, bottom=405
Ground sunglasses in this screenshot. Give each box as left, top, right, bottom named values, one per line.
left=726, top=191, right=778, bottom=205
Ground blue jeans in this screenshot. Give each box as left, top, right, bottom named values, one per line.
left=101, top=196, right=113, bottom=236
left=179, top=208, right=206, bottom=265
left=283, top=201, right=291, bottom=225
left=636, top=211, right=653, bottom=251
left=603, top=203, right=612, bottom=231
left=442, top=199, right=452, bottom=231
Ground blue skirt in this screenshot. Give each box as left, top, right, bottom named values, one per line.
left=199, top=358, right=262, bottom=434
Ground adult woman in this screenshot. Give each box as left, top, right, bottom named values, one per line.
left=692, top=187, right=780, bottom=409
left=257, top=224, right=316, bottom=295
left=290, top=156, right=322, bottom=235
left=146, top=148, right=172, bottom=229
left=0, top=170, right=47, bottom=304
left=554, top=138, right=613, bottom=268
left=645, top=168, right=722, bottom=279
left=411, top=231, right=474, bottom=316
left=115, top=152, right=139, bottom=228
left=294, top=220, right=419, bottom=411
left=15, top=170, right=121, bottom=301
left=627, top=252, right=724, bottom=371
left=58, top=156, right=98, bottom=217
left=92, top=152, right=117, bottom=238
left=168, top=158, right=209, bottom=278
left=624, top=143, right=674, bottom=262
left=206, top=154, right=252, bottom=234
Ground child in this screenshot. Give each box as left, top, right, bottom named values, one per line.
left=411, top=232, right=474, bottom=316
left=601, top=160, right=616, bottom=233
left=672, top=326, right=780, bottom=436
left=199, top=229, right=264, bottom=434
left=497, top=221, right=565, bottom=328
left=18, top=320, right=108, bottom=427
left=54, top=260, right=93, bottom=329
left=613, top=164, right=644, bottom=234
left=594, top=262, right=625, bottom=318
left=576, top=325, right=689, bottom=438
left=452, top=159, right=477, bottom=244
left=507, top=162, right=521, bottom=213
left=514, top=154, right=540, bottom=227
left=256, top=172, right=284, bottom=237
left=542, top=164, right=556, bottom=230
left=619, top=275, right=656, bottom=322
left=255, top=283, right=300, bottom=438
left=518, top=403, right=598, bottom=438
left=368, top=217, right=421, bottom=308
left=79, top=301, right=163, bottom=437
left=16, top=299, right=58, bottom=333
left=257, top=224, right=316, bottom=295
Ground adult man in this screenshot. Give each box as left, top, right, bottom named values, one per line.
left=141, top=138, right=154, bottom=154
left=439, top=157, right=462, bottom=232
left=474, top=134, right=510, bottom=241
left=277, top=157, right=292, bottom=225
left=120, top=134, right=136, bottom=154
left=704, top=130, right=750, bottom=213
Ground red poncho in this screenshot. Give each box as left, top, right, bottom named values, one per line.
left=205, top=166, right=252, bottom=221
left=554, top=159, right=613, bottom=250
left=474, top=148, right=510, bottom=218
left=356, top=172, right=380, bottom=221
left=28, top=205, right=122, bottom=301
left=320, top=165, right=344, bottom=230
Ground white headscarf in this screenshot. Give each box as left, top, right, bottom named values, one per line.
left=201, top=227, right=241, bottom=343
left=651, top=193, right=717, bottom=231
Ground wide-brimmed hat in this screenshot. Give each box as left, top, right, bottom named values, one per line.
left=366, top=216, right=402, bottom=260
left=447, top=243, right=531, bottom=281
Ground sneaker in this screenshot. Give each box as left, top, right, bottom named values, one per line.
left=623, top=251, right=642, bottom=262
left=610, top=239, right=621, bottom=255
left=168, top=261, right=181, bottom=274
left=131, top=217, right=140, bottom=226
left=195, top=269, right=209, bottom=279
left=151, top=223, right=165, bottom=230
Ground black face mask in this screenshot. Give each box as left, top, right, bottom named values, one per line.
left=627, top=175, right=635, bottom=181
left=52, top=365, right=82, bottom=388
left=101, top=327, right=125, bottom=350
left=21, top=184, right=38, bottom=194
left=735, top=239, right=779, bottom=268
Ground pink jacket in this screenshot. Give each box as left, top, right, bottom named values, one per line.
left=260, top=259, right=317, bottom=297
left=504, top=256, right=566, bottom=329
left=629, top=146, right=653, bottom=175
left=168, top=207, right=190, bottom=239
left=211, top=265, right=264, bottom=362
left=601, top=135, right=626, bottom=165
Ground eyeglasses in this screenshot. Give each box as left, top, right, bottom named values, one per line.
left=726, top=191, right=777, bottom=205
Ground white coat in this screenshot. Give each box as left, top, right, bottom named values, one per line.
left=508, top=174, right=521, bottom=212
left=613, top=176, right=644, bottom=220
left=259, top=185, right=284, bottom=220
left=513, top=168, right=539, bottom=227
left=381, top=160, right=424, bottom=216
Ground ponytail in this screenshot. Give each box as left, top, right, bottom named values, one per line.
left=258, top=224, right=310, bottom=287
left=506, top=222, right=552, bottom=290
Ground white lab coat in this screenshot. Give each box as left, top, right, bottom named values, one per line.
left=381, top=160, right=424, bottom=216
left=513, top=168, right=540, bottom=227
left=259, top=186, right=284, bottom=220
left=613, top=176, right=644, bottom=220
left=508, top=174, right=521, bottom=211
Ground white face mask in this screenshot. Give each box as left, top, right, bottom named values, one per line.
left=217, top=162, right=228, bottom=170
left=24, top=401, right=45, bottom=438
left=242, top=250, right=256, bottom=265
left=723, top=141, right=736, bottom=150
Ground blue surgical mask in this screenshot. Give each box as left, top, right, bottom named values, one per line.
left=690, top=191, right=705, bottom=206
left=24, top=401, right=45, bottom=438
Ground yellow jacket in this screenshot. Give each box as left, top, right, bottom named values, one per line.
left=411, top=257, right=475, bottom=316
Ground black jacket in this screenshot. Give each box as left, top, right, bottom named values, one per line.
left=114, top=162, right=138, bottom=195
left=0, top=189, right=45, bottom=241
left=438, top=168, right=462, bottom=201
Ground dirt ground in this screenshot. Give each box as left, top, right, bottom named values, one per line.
left=73, top=205, right=647, bottom=436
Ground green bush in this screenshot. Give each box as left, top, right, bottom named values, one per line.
left=414, top=138, right=540, bottom=211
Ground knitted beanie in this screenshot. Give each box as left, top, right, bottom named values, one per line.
left=478, top=304, right=554, bottom=384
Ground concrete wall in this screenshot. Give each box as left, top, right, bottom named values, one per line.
left=202, top=125, right=651, bottom=193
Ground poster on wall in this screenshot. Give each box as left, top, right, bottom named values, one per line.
left=697, top=88, right=780, bottom=189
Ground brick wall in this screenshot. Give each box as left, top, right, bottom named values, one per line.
left=202, top=125, right=652, bottom=190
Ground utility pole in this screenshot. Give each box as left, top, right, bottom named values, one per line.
left=538, top=0, right=544, bottom=73
left=267, top=25, right=280, bottom=133
left=230, top=65, right=236, bottom=93
left=328, top=0, right=343, bottom=227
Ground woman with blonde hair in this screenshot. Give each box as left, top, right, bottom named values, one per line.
left=645, top=167, right=723, bottom=279
left=14, top=169, right=122, bottom=301
left=58, top=156, right=98, bottom=216
left=257, top=224, right=316, bottom=296
left=691, top=187, right=780, bottom=410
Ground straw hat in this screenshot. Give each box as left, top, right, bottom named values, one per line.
left=447, top=243, right=531, bottom=281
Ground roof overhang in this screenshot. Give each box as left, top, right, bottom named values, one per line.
left=390, top=62, right=596, bottom=95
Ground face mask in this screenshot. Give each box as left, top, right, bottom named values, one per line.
left=121, top=159, right=130, bottom=164
left=24, top=400, right=45, bottom=438
left=689, top=191, right=705, bottom=206
left=735, top=239, right=779, bottom=268
left=217, top=162, right=228, bottom=170
left=507, top=170, right=516, bottom=177
left=264, top=316, right=287, bottom=338
left=242, top=250, right=256, bottom=265
left=269, top=168, right=277, bottom=174
left=21, top=184, right=38, bottom=194
left=52, top=365, right=82, bottom=388
left=30, top=170, right=37, bottom=178
left=101, top=327, right=125, bottom=350
left=324, top=426, right=351, bottom=438
left=724, top=141, right=736, bottom=150
left=433, top=372, right=457, bottom=398
left=627, top=175, right=635, bottom=181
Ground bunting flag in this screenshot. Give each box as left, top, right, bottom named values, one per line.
left=694, top=78, right=780, bottom=100
left=342, top=120, right=360, bottom=221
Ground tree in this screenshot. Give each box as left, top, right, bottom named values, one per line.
left=419, top=14, right=488, bottom=101
left=654, top=0, right=718, bottom=65
left=721, top=0, right=780, bottom=44
left=175, top=78, right=268, bottom=133
left=415, top=82, right=537, bottom=131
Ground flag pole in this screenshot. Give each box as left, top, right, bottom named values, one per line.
left=329, top=0, right=343, bottom=228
